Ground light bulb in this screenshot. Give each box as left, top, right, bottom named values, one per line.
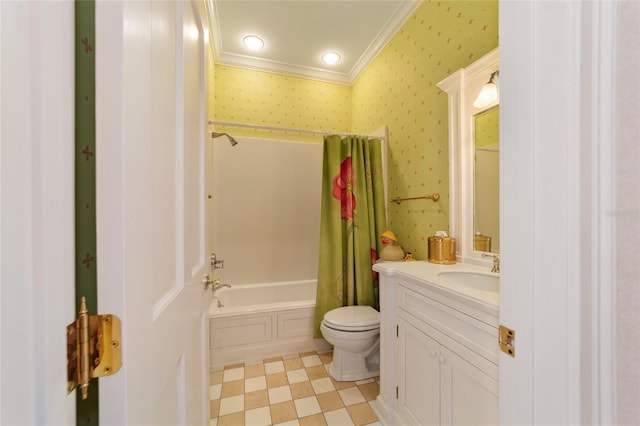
left=473, top=83, right=498, bottom=109
left=322, top=52, right=341, bottom=65
left=243, top=35, right=264, bottom=51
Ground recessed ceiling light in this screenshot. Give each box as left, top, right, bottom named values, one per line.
left=243, top=35, right=264, bottom=51
left=322, top=52, right=341, bottom=65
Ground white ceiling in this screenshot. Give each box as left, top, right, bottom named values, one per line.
left=208, top=0, right=421, bottom=84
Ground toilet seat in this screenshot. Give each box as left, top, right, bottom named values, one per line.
left=322, top=305, right=379, bottom=332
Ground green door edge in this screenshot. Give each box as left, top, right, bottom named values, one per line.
left=75, top=0, right=99, bottom=423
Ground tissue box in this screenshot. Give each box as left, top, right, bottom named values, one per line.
left=474, top=234, right=492, bottom=252
left=428, top=236, right=456, bottom=264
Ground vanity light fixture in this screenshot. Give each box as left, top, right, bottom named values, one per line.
left=322, top=51, right=341, bottom=65
left=473, top=71, right=499, bottom=109
left=242, top=35, right=264, bottom=51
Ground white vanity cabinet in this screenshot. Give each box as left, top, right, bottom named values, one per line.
left=373, top=262, right=499, bottom=426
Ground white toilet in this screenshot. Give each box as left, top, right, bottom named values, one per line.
left=320, top=305, right=380, bottom=381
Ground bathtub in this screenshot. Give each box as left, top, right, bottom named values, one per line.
left=208, top=279, right=331, bottom=369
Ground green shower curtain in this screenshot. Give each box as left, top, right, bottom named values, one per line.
left=314, top=135, right=387, bottom=338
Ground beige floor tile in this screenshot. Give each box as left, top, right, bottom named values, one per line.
left=323, top=408, right=354, bottom=426
left=294, top=396, right=322, bottom=418
left=210, top=398, right=220, bottom=419
left=287, top=368, right=310, bottom=384
left=346, top=402, right=378, bottom=426
left=245, top=376, right=267, bottom=393
left=274, top=420, right=301, bottom=426
left=265, top=360, right=286, bottom=374
left=301, top=355, right=322, bottom=368
left=266, top=372, right=289, bottom=388
left=316, top=391, right=344, bottom=413
left=290, top=381, right=315, bottom=400
left=357, top=382, right=379, bottom=402
left=245, top=405, right=272, bottom=426
left=221, top=379, right=244, bottom=398
left=270, top=400, right=298, bottom=424
left=244, top=363, right=266, bottom=379
left=215, top=351, right=360, bottom=425
left=217, top=411, right=245, bottom=426
left=310, top=377, right=335, bottom=395
left=330, top=377, right=357, bottom=390
left=223, top=367, right=245, bottom=383
left=318, top=352, right=333, bottom=365
left=299, top=413, right=328, bottom=426
left=268, top=385, right=293, bottom=405
left=210, top=370, right=224, bottom=385
left=306, top=365, right=329, bottom=380
left=284, top=357, right=304, bottom=371
left=224, top=363, right=245, bottom=370
left=219, top=394, right=245, bottom=416
left=338, top=387, right=366, bottom=407
left=210, top=384, right=222, bottom=400
left=245, top=389, right=270, bottom=410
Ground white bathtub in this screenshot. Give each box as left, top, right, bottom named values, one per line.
left=208, top=279, right=331, bottom=369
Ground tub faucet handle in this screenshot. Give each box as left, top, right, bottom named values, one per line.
left=202, top=273, right=220, bottom=290
left=210, top=253, right=224, bottom=270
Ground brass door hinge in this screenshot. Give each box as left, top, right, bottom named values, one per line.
left=499, top=325, right=515, bottom=357
left=67, top=296, right=122, bottom=399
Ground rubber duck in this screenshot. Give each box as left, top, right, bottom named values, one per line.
left=379, top=230, right=405, bottom=261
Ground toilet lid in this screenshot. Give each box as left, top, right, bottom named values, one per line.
left=323, top=306, right=380, bottom=331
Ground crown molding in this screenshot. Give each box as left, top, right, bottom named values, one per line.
left=207, top=0, right=420, bottom=85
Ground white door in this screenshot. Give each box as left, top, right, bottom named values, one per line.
left=500, top=1, right=619, bottom=424
left=95, top=0, right=212, bottom=424
left=0, top=1, right=76, bottom=424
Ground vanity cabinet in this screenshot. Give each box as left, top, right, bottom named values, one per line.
left=373, top=263, right=499, bottom=426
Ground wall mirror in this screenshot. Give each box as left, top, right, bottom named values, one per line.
left=437, top=47, right=499, bottom=265
left=474, top=106, right=500, bottom=253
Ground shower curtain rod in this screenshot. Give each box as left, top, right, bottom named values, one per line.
left=208, top=120, right=384, bottom=140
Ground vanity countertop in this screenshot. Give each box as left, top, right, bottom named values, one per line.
left=373, top=260, right=499, bottom=315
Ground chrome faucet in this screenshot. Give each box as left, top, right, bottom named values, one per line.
left=481, top=253, right=500, bottom=273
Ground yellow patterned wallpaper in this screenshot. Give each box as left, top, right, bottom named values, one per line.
left=353, top=0, right=498, bottom=258
left=213, top=66, right=352, bottom=143
left=209, top=0, right=498, bottom=259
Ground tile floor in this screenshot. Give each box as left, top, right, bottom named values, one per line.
left=209, top=350, right=381, bottom=426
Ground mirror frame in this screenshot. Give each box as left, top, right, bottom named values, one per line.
left=437, top=48, right=499, bottom=266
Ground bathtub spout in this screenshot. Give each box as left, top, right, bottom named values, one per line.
left=212, top=282, right=231, bottom=293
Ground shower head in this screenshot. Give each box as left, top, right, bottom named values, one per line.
left=211, top=132, right=239, bottom=146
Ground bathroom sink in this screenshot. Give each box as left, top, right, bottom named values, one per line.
left=436, top=271, right=499, bottom=292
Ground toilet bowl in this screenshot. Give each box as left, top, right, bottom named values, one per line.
left=320, top=305, right=380, bottom=381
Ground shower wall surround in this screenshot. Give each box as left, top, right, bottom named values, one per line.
left=210, top=1, right=498, bottom=260
left=216, top=137, right=322, bottom=285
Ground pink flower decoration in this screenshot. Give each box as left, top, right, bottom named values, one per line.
left=332, top=157, right=356, bottom=220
